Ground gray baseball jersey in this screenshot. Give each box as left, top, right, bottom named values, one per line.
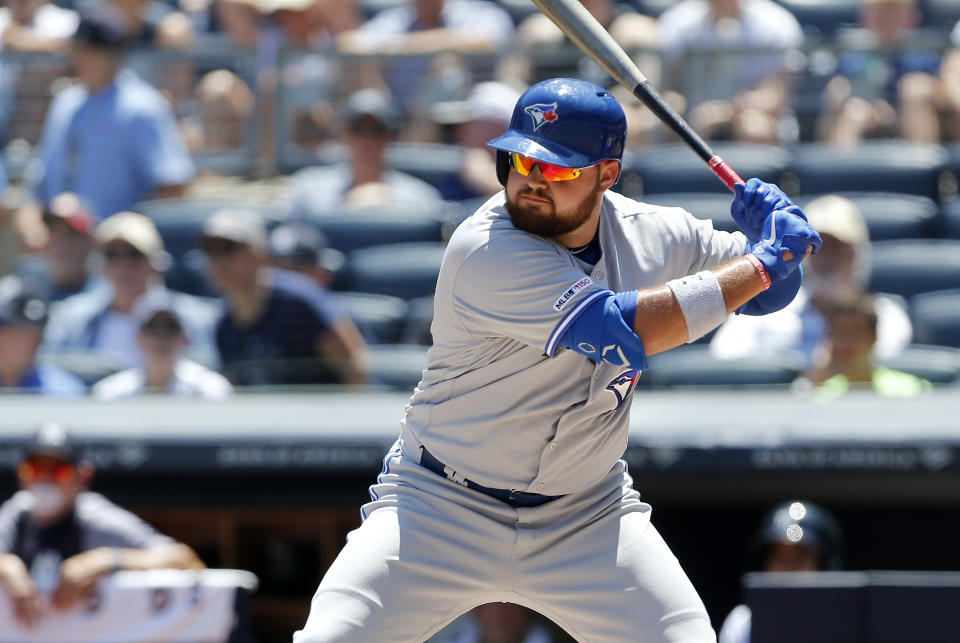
left=400, top=190, right=747, bottom=495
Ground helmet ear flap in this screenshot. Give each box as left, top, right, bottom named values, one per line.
left=496, top=150, right=511, bottom=186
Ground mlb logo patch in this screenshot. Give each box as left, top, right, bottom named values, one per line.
left=525, top=102, right=559, bottom=130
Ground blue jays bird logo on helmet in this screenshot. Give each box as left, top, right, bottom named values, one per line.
left=524, top=102, right=559, bottom=130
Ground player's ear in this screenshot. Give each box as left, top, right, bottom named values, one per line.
left=597, top=160, right=620, bottom=189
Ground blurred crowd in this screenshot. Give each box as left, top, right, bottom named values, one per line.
left=1, top=0, right=960, bottom=397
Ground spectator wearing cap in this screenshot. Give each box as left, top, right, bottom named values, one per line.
left=15, top=193, right=104, bottom=303
left=43, top=211, right=219, bottom=371
left=0, top=276, right=85, bottom=396
left=268, top=222, right=344, bottom=288
left=285, top=88, right=442, bottom=218
left=13, top=5, right=194, bottom=251
left=0, top=422, right=205, bottom=627
left=202, top=209, right=369, bottom=387
left=91, top=291, right=233, bottom=400
left=429, top=81, right=521, bottom=201
left=710, top=194, right=912, bottom=370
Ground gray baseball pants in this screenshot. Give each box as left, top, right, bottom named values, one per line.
left=293, top=440, right=716, bottom=643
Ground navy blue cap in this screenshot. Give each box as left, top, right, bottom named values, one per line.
left=26, top=422, right=80, bottom=464
left=269, top=223, right=344, bottom=272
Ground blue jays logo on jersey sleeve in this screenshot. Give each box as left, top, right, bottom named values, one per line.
left=606, top=369, right=639, bottom=408
left=524, top=102, right=559, bottom=130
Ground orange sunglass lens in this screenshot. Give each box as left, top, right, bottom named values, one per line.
left=19, top=460, right=74, bottom=484
left=510, top=153, right=581, bottom=181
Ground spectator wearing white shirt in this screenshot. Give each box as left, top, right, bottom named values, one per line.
left=92, top=292, right=232, bottom=400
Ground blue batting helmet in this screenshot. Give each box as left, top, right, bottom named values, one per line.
left=487, top=78, right=627, bottom=184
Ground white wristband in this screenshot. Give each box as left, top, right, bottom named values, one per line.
left=666, top=270, right=728, bottom=342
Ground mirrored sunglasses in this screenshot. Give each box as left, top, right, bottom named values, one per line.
left=18, top=459, right=75, bottom=485
left=510, top=153, right=588, bottom=182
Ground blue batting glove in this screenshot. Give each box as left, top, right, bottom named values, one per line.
left=731, top=178, right=804, bottom=245
left=750, top=208, right=823, bottom=283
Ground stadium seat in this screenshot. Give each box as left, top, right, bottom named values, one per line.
left=329, top=291, right=409, bottom=345
left=619, top=143, right=792, bottom=197
left=939, top=196, right=960, bottom=239
left=339, top=242, right=446, bottom=300
left=789, top=141, right=951, bottom=201
left=493, top=0, right=541, bottom=23
left=877, top=344, right=960, bottom=385
left=384, top=142, right=466, bottom=193
left=359, top=0, right=406, bottom=20
left=638, top=192, right=739, bottom=234
left=919, top=0, right=960, bottom=29
left=796, top=192, right=939, bottom=241
left=366, top=344, right=429, bottom=392
left=868, top=239, right=960, bottom=299
left=773, top=0, right=860, bottom=38
left=909, top=290, right=960, bottom=348
left=624, top=0, right=676, bottom=17
left=641, top=345, right=803, bottom=389
left=308, top=204, right=447, bottom=255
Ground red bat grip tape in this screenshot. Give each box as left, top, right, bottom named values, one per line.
left=707, top=155, right=744, bottom=191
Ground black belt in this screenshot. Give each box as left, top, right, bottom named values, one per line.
left=419, top=448, right=561, bottom=508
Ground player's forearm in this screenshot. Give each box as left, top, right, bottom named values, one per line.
left=113, top=543, right=206, bottom=572
left=0, top=553, right=30, bottom=591
left=633, top=255, right=767, bottom=356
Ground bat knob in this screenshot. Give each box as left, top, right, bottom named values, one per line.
left=780, top=246, right=814, bottom=263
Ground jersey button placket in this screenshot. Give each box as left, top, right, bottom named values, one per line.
left=549, top=442, right=557, bottom=451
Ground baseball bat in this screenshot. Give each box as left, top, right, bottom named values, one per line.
left=528, top=0, right=742, bottom=190
left=529, top=0, right=806, bottom=261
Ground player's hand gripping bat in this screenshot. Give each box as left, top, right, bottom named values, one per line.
left=529, top=0, right=809, bottom=262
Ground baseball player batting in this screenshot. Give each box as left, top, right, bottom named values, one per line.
left=294, top=78, right=821, bottom=643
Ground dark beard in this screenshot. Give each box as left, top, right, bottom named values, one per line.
left=505, top=176, right=605, bottom=237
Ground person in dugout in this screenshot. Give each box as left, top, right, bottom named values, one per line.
left=0, top=422, right=205, bottom=627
